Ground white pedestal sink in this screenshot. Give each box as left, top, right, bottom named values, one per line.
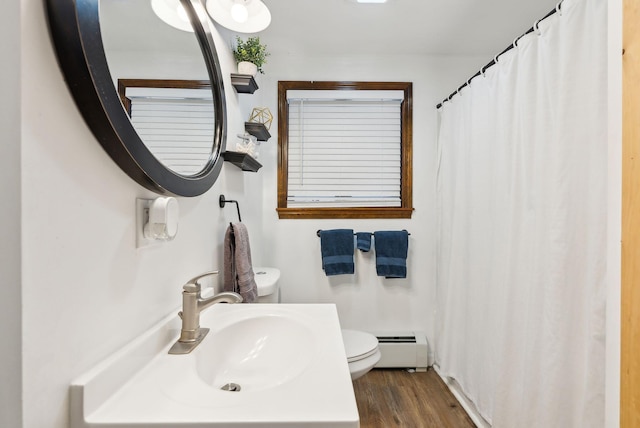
left=70, top=304, right=359, bottom=428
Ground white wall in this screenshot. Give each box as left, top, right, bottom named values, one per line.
left=0, top=0, right=22, bottom=426
left=252, top=54, right=486, bottom=352
left=19, top=3, right=262, bottom=427
left=11, top=1, right=622, bottom=427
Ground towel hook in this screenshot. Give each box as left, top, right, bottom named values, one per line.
left=219, top=195, right=242, bottom=222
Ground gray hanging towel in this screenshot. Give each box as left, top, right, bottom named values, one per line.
left=223, top=223, right=258, bottom=302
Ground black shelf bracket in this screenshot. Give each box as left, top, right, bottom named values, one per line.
left=230, top=73, right=258, bottom=94
left=244, top=122, right=271, bottom=141
left=222, top=151, right=262, bottom=172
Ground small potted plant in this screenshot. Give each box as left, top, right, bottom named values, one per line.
left=233, top=36, right=269, bottom=76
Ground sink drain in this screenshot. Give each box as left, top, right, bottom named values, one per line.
left=220, top=382, right=241, bottom=392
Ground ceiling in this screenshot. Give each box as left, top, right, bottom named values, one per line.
left=217, top=0, right=562, bottom=57
left=102, top=0, right=563, bottom=60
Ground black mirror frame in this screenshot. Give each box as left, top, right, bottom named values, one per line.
left=45, top=0, right=227, bottom=197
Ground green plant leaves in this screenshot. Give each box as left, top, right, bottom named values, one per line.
left=233, top=36, right=270, bottom=74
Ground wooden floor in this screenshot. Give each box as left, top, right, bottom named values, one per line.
left=352, top=368, right=476, bottom=428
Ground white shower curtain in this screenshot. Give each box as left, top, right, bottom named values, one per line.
left=435, top=0, right=606, bottom=426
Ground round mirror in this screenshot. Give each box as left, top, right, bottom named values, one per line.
left=101, top=0, right=216, bottom=177
left=45, top=0, right=226, bottom=197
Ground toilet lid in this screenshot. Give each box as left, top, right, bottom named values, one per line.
left=253, top=267, right=280, bottom=297
left=342, top=329, right=379, bottom=363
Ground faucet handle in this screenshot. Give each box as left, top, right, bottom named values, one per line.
left=182, top=271, right=220, bottom=293
left=183, top=283, right=201, bottom=293
left=184, top=271, right=219, bottom=286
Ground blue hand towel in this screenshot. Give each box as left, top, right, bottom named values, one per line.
left=355, top=232, right=372, bottom=252
left=374, top=231, right=409, bottom=278
left=319, top=229, right=355, bottom=276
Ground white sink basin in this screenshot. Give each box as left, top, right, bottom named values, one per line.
left=196, top=314, right=315, bottom=392
left=70, top=304, right=358, bottom=428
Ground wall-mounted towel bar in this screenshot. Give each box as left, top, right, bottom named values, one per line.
left=315, top=230, right=410, bottom=237
left=219, top=195, right=242, bottom=222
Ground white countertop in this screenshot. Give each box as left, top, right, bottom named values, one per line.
left=71, top=304, right=359, bottom=428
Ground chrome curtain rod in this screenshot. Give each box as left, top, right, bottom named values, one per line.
left=436, top=1, right=563, bottom=109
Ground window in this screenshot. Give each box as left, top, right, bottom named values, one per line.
left=277, top=81, right=413, bottom=219
left=118, top=79, right=214, bottom=176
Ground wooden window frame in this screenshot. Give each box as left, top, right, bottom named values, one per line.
left=117, top=79, right=211, bottom=115
left=277, top=81, right=413, bottom=219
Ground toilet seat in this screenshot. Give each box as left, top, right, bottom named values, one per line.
left=342, top=329, right=379, bottom=362
left=342, top=329, right=381, bottom=380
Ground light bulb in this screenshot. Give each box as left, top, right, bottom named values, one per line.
left=176, top=4, right=189, bottom=23
left=205, top=0, right=271, bottom=33
left=230, top=3, right=249, bottom=23
left=151, top=0, right=194, bottom=32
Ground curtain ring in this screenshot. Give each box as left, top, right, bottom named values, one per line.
left=493, top=54, right=500, bottom=64
left=480, top=67, right=485, bottom=78
left=534, top=19, right=542, bottom=35
left=556, top=1, right=562, bottom=16
left=468, top=71, right=481, bottom=85
left=512, top=37, right=519, bottom=49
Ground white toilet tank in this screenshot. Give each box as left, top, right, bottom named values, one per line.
left=253, top=267, right=281, bottom=303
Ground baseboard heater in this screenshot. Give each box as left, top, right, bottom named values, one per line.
left=373, top=331, right=429, bottom=372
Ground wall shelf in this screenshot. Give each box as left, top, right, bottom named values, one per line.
left=231, top=74, right=258, bottom=94
left=223, top=151, right=262, bottom=172
left=244, top=122, right=271, bottom=141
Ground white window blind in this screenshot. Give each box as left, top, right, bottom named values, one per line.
left=126, top=87, right=214, bottom=176
left=287, top=91, right=403, bottom=208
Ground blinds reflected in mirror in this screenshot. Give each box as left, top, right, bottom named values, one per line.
left=125, top=86, right=215, bottom=177
left=286, top=95, right=402, bottom=208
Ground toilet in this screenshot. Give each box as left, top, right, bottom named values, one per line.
left=253, top=267, right=381, bottom=380
left=253, top=267, right=281, bottom=303
left=340, top=329, right=382, bottom=380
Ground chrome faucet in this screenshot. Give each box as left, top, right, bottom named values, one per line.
left=168, top=271, right=243, bottom=354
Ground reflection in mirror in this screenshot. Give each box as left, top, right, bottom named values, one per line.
left=100, top=0, right=215, bottom=177
left=46, top=0, right=226, bottom=196
left=118, top=79, right=214, bottom=176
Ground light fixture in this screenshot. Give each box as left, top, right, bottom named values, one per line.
left=151, top=0, right=194, bottom=32
left=230, top=2, right=249, bottom=23
left=206, top=0, right=271, bottom=33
